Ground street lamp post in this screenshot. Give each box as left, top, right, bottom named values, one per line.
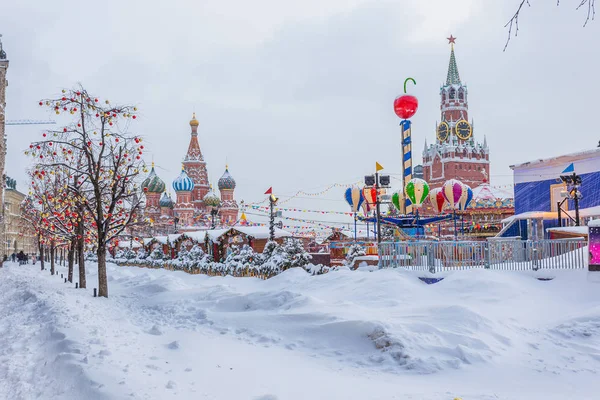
left=558, top=169, right=583, bottom=227
left=269, top=194, right=278, bottom=241
left=210, top=206, right=220, bottom=229
left=365, top=164, right=390, bottom=244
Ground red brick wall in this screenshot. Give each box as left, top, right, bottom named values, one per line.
left=423, top=158, right=490, bottom=190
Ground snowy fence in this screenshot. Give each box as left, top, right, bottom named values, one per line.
left=378, top=238, right=587, bottom=273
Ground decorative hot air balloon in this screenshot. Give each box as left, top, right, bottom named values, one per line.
left=442, top=179, right=464, bottom=210
left=429, top=187, right=446, bottom=214
left=362, top=186, right=385, bottom=206
left=344, top=186, right=364, bottom=213
left=404, top=178, right=429, bottom=208
left=458, top=184, right=473, bottom=211
left=391, top=191, right=404, bottom=213
left=362, top=186, right=376, bottom=206
left=361, top=199, right=370, bottom=214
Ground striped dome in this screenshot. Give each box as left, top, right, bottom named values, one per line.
left=203, top=187, right=221, bottom=208
left=172, top=168, right=195, bottom=192
left=159, top=192, right=175, bottom=209
left=218, top=167, right=236, bottom=190
left=142, top=166, right=166, bottom=193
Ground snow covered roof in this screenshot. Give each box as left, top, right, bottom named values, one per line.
left=117, top=240, right=142, bottom=249
left=471, top=183, right=513, bottom=201
left=167, top=234, right=182, bottom=243
left=589, top=219, right=600, bottom=227
left=510, top=148, right=600, bottom=170
left=502, top=211, right=558, bottom=224
left=206, top=228, right=232, bottom=242
left=231, top=226, right=292, bottom=240
left=502, top=205, right=600, bottom=224
left=547, top=226, right=588, bottom=235
left=142, top=227, right=294, bottom=246
left=181, top=230, right=208, bottom=242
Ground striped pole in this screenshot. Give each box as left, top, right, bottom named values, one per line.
left=401, top=120, right=413, bottom=215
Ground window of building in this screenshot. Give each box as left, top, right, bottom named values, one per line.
left=449, top=88, right=456, bottom=99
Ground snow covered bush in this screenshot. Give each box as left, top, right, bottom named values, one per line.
left=345, top=243, right=366, bottom=266
left=85, top=252, right=97, bottom=262
left=122, top=248, right=137, bottom=260
left=281, top=238, right=312, bottom=270
left=261, top=240, right=279, bottom=262
left=259, top=238, right=311, bottom=276
left=306, top=264, right=330, bottom=275
left=147, top=247, right=167, bottom=267
left=149, top=247, right=166, bottom=260
left=223, top=245, right=259, bottom=276
left=188, top=245, right=205, bottom=260
left=136, top=248, right=147, bottom=260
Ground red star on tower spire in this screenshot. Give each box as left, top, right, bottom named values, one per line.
left=447, top=35, right=456, bottom=45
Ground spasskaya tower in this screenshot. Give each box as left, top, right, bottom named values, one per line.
left=422, top=36, right=490, bottom=189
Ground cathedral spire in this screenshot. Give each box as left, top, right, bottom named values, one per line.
left=446, top=35, right=461, bottom=85
left=0, top=34, right=6, bottom=60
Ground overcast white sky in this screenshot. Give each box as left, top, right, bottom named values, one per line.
left=2, top=0, right=599, bottom=231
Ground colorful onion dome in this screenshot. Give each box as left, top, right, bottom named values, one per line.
left=172, top=167, right=195, bottom=192
left=217, top=165, right=236, bottom=190
left=141, top=164, right=166, bottom=193
left=203, top=186, right=221, bottom=208
left=159, top=192, right=175, bottom=209
left=189, top=112, right=199, bottom=127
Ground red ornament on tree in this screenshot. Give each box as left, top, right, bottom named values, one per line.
left=393, top=78, right=418, bottom=120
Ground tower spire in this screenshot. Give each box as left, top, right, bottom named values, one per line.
left=446, top=35, right=461, bottom=85
left=0, top=34, right=6, bottom=60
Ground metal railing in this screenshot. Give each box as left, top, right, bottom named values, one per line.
left=378, top=238, right=587, bottom=273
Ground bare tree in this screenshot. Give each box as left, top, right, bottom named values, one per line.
left=505, top=0, right=596, bottom=50
left=20, top=196, right=44, bottom=271
left=27, top=160, right=89, bottom=285
left=31, top=86, right=146, bottom=297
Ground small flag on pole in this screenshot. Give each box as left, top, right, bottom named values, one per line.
left=375, top=162, right=384, bottom=172
left=562, top=163, right=575, bottom=174
left=264, top=187, right=273, bottom=195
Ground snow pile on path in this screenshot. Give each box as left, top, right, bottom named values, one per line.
left=2, top=262, right=600, bottom=399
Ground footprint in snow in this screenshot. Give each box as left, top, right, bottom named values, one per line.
left=147, top=325, right=163, bottom=335
left=253, top=395, right=278, bottom=400
left=167, top=341, right=179, bottom=350
left=166, top=380, right=176, bottom=389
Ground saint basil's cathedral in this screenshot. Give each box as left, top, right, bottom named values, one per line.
left=141, top=114, right=239, bottom=234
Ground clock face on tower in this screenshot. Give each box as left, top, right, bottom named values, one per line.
left=455, top=119, right=472, bottom=140
left=437, top=122, right=450, bottom=142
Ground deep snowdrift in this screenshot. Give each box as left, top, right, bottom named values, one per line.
left=1, top=262, right=600, bottom=399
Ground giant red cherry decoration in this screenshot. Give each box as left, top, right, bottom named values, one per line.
left=393, top=77, right=418, bottom=120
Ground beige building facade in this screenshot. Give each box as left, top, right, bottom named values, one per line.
left=0, top=36, right=9, bottom=258
left=3, top=186, right=36, bottom=256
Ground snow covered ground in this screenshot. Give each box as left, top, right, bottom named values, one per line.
left=1, top=262, right=600, bottom=400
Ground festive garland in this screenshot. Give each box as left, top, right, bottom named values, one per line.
left=250, top=205, right=358, bottom=216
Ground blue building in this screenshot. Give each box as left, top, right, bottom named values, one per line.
left=500, top=148, right=600, bottom=239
